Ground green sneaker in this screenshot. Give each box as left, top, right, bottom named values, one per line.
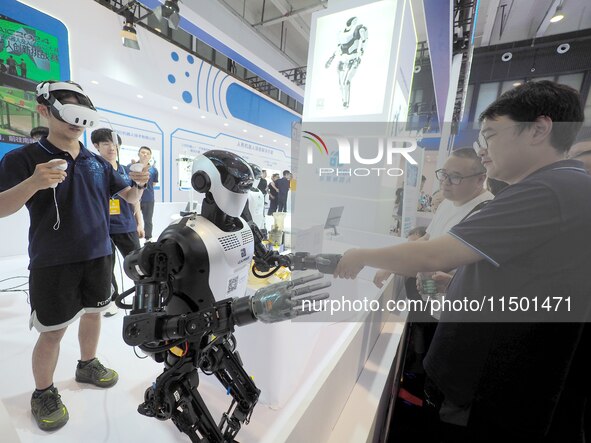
left=75, top=358, right=119, bottom=388
left=31, top=387, right=69, bottom=431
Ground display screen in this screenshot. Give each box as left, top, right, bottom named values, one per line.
left=0, top=16, right=61, bottom=82
left=0, top=15, right=62, bottom=150
left=304, top=0, right=397, bottom=120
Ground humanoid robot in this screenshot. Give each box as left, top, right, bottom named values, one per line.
left=116, top=150, right=340, bottom=442
left=325, top=16, right=368, bottom=108
left=243, top=163, right=266, bottom=233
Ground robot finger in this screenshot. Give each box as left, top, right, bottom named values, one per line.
left=292, top=281, right=331, bottom=297
left=290, top=272, right=323, bottom=287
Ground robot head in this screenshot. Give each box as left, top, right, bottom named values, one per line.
left=346, top=17, right=358, bottom=28
left=191, top=150, right=253, bottom=217
left=36, top=81, right=100, bottom=128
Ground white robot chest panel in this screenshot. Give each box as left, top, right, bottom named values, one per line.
left=185, top=216, right=254, bottom=301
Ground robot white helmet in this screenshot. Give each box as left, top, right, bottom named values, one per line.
left=191, top=150, right=253, bottom=217
left=346, top=16, right=358, bottom=28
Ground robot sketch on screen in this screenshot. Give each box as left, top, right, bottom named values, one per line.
left=116, top=150, right=341, bottom=443
left=325, top=16, right=368, bottom=108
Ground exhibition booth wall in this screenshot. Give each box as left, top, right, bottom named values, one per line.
left=0, top=0, right=298, bottom=200
left=0, top=0, right=302, bottom=257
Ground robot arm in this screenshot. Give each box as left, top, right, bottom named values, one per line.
left=244, top=208, right=341, bottom=277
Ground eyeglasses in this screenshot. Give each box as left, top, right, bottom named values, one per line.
left=473, top=123, right=524, bottom=153
left=435, top=169, right=484, bottom=185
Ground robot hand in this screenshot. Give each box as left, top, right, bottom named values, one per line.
left=251, top=273, right=330, bottom=323
left=325, top=54, right=335, bottom=68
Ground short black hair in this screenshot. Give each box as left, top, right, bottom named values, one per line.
left=451, top=147, right=486, bottom=174
left=36, top=80, right=94, bottom=109
left=479, top=80, right=583, bottom=153
left=139, top=146, right=152, bottom=154
left=30, top=126, right=49, bottom=138
left=91, top=128, right=121, bottom=145
left=283, top=170, right=290, bottom=176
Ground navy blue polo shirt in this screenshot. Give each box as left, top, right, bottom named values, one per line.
left=424, top=159, right=591, bottom=434
left=0, top=137, right=129, bottom=269
left=110, top=163, right=137, bottom=235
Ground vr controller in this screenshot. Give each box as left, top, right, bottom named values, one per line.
left=129, top=163, right=144, bottom=173
left=48, top=159, right=67, bottom=189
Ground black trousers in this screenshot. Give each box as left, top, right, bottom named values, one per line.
left=140, top=200, right=155, bottom=240
left=277, top=194, right=288, bottom=212
left=268, top=197, right=278, bottom=215
left=110, top=232, right=140, bottom=298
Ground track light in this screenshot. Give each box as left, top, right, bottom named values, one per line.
left=550, top=4, right=564, bottom=23
left=153, top=0, right=181, bottom=30
left=121, top=21, right=140, bottom=50
left=119, top=2, right=140, bottom=50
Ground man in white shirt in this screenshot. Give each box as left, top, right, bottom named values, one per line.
left=374, top=148, right=493, bottom=288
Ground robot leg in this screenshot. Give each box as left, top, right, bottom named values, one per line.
left=138, top=356, right=226, bottom=443
left=198, top=334, right=260, bottom=442
left=342, top=61, right=359, bottom=108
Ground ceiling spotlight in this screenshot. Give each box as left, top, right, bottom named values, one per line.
left=557, top=43, right=570, bottom=54
left=119, top=2, right=140, bottom=50
left=121, top=20, right=139, bottom=50
left=243, top=129, right=248, bottom=133
left=550, top=5, right=564, bottom=23
left=200, top=115, right=206, bottom=119
left=513, top=82, right=522, bottom=87
left=273, top=139, right=277, bottom=142
left=259, top=135, right=263, bottom=138
left=137, top=94, right=143, bottom=99
left=223, top=122, right=229, bottom=127
left=172, top=105, right=178, bottom=110
left=154, top=0, right=181, bottom=30
left=91, top=80, right=99, bottom=85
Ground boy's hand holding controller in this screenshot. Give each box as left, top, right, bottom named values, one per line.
left=30, top=159, right=67, bottom=190
left=129, top=161, right=149, bottom=188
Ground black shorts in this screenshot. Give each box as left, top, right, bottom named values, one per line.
left=29, top=256, right=112, bottom=332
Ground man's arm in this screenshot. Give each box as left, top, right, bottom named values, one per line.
left=134, top=202, right=145, bottom=238
left=334, top=234, right=483, bottom=279
left=118, top=167, right=150, bottom=204
left=0, top=161, right=67, bottom=217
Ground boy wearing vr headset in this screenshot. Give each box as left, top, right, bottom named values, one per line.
left=0, top=80, right=149, bottom=431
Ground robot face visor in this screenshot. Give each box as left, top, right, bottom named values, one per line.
left=206, top=151, right=253, bottom=194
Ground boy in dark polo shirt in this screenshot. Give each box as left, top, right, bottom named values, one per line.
left=0, top=81, right=149, bottom=431
left=334, top=81, right=591, bottom=441
left=92, top=128, right=143, bottom=317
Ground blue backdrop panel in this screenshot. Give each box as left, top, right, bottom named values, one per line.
left=226, top=83, right=300, bottom=138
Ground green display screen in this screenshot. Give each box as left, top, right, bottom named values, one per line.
left=0, top=17, right=60, bottom=82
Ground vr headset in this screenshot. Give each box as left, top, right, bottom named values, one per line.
left=36, top=81, right=100, bottom=128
